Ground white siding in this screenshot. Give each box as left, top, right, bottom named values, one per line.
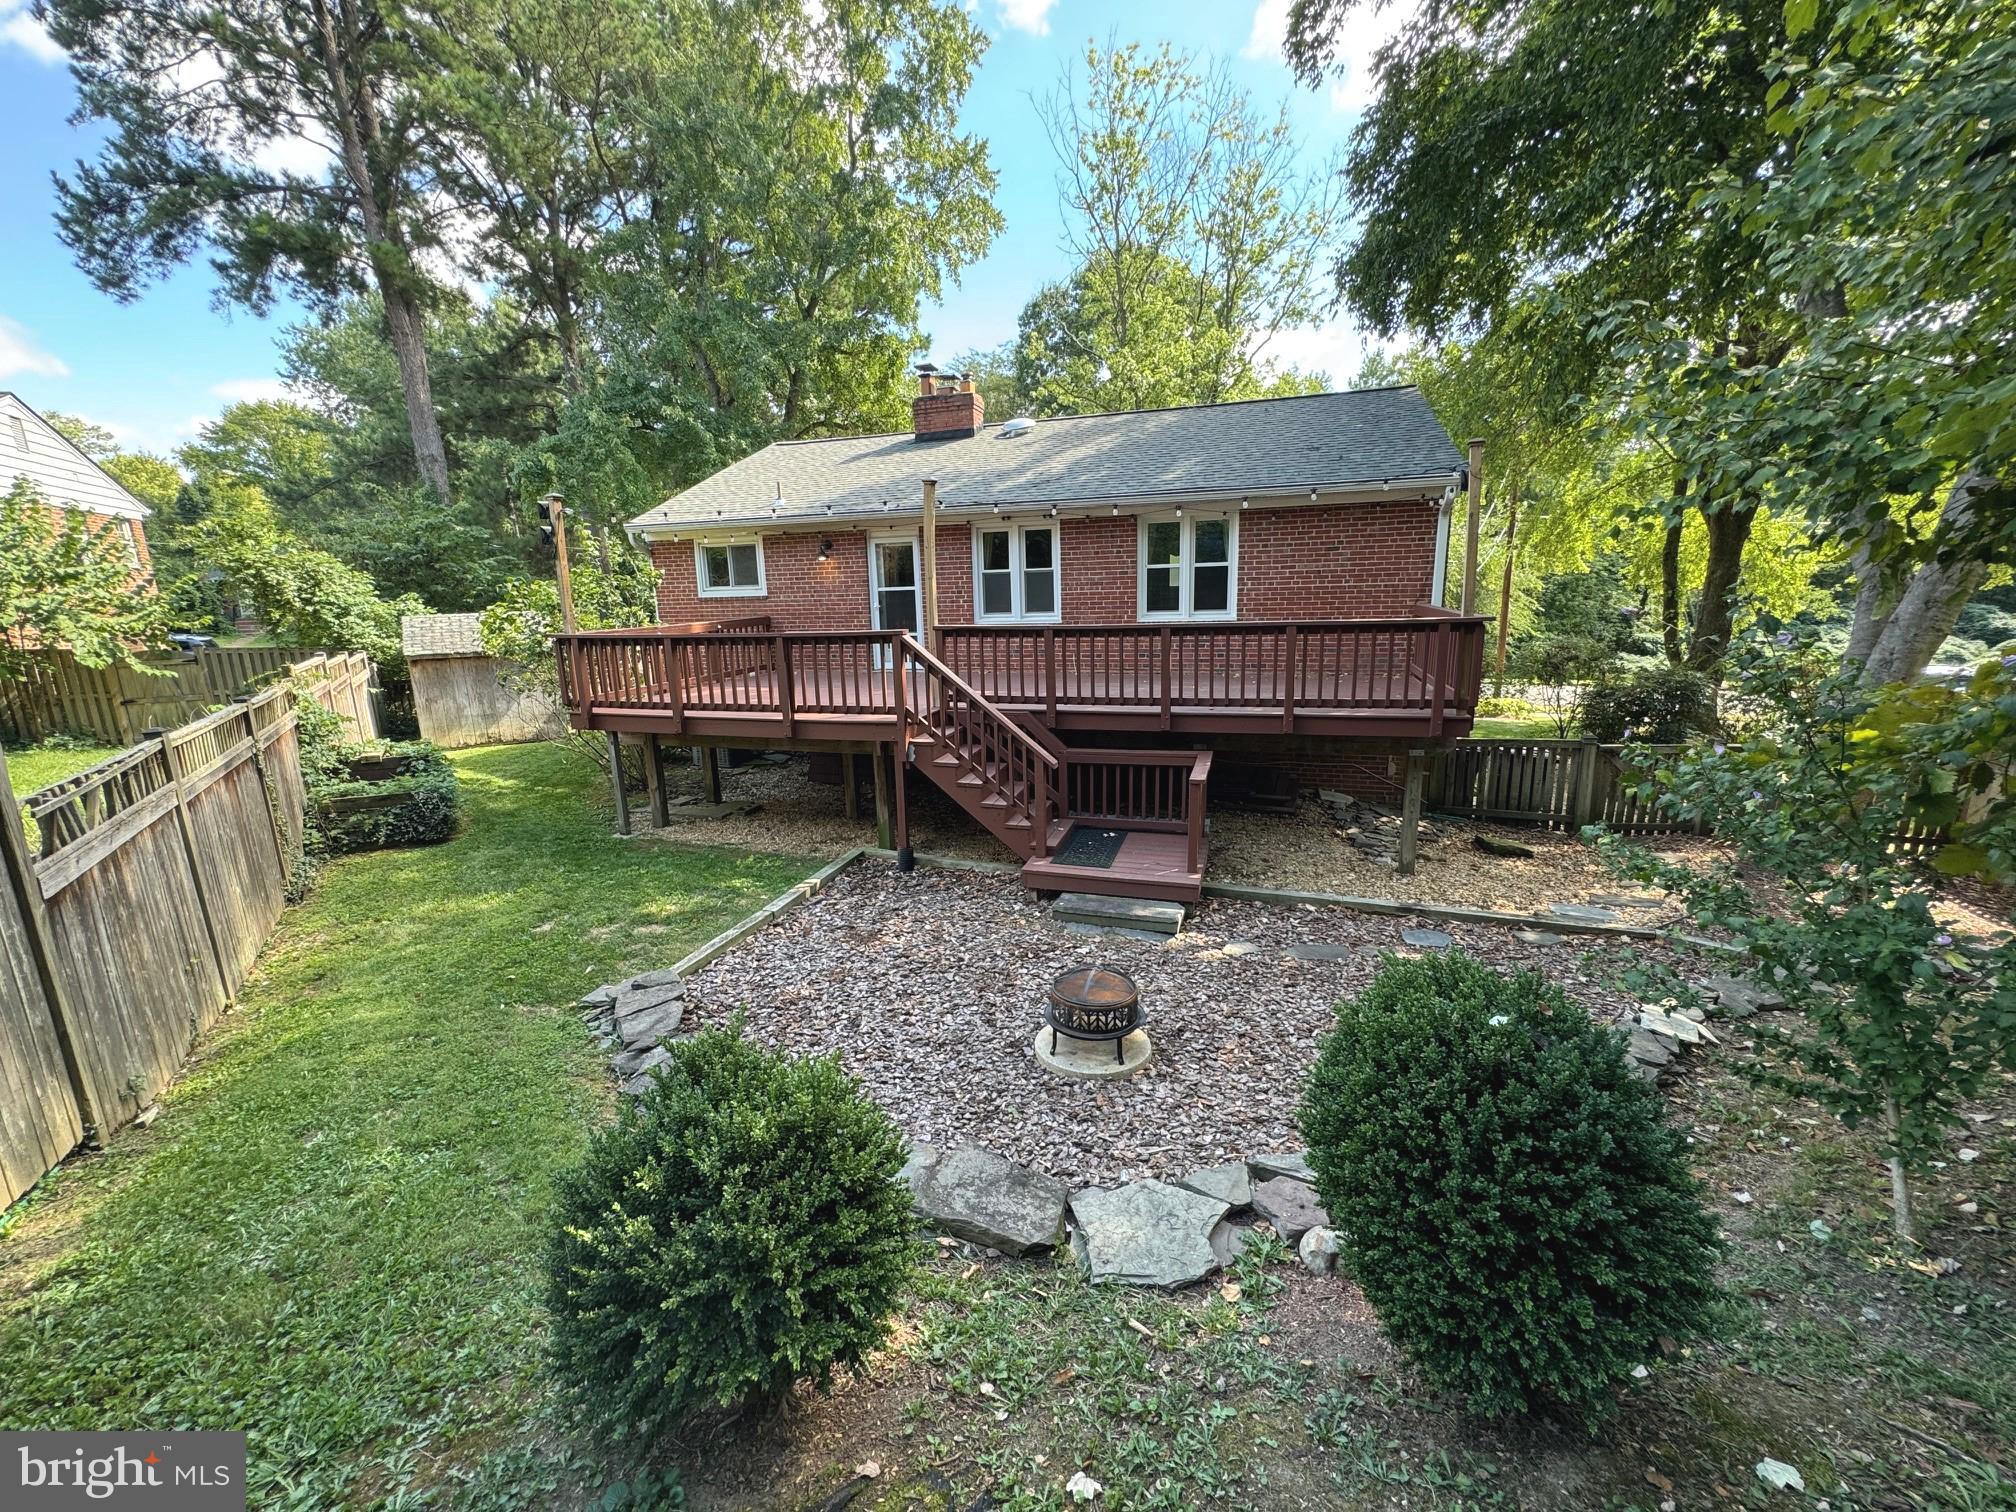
left=0, top=392, right=151, bottom=520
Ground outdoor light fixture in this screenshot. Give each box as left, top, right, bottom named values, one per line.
left=1174, top=504, right=1184, bottom=517
left=1240, top=496, right=1249, bottom=510
left=1309, top=487, right=1319, bottom=502
left=817, top=537, right=833, bottom=562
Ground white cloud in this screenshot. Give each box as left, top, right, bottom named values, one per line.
left=1242, top=0, right=1292, bottom=62
left=209, top=377, right=294, bottom=406
left=996, top=0, right=1056, bottom=35
left=1257, top=320, right=1404, bottom=388
left=1323, top=1, right=1414, bottom=114
left=0, top=316, right=71, bottom=380
left=0, top=1, right=64, bottom=63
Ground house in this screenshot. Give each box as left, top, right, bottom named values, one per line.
left=558, top=368, right=1488, bottom=901
left=0, top=392, right=154, bottom=587
left=401, top=612, right=565, bottom=749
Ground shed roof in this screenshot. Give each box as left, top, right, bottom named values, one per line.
left=628, top=386, right=1464, bottom=534
left=401, top=612, right=487, bottom=659
left=0, top=392, right=152, bottom=521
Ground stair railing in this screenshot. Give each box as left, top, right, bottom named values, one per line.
left=897, top=632, right=1059, bottom=857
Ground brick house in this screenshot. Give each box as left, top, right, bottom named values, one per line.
left=1, top=392, right=155, bottom=591
left=561, top=370, right=1487, bottom=900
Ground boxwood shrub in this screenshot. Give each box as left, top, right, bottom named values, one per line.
left=1300, top=951, right=1720, bottom=1419
left=545, top=1029, right=915, bottom=1434
left=309, top=741, right=459, bottom=854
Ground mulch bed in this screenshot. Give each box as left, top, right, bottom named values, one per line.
left=683, top=858, right=1681, bottom=1188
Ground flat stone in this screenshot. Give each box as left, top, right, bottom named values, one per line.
left=1059, top=921, right=1176, bottom=944
left=627, top=968, right=684, bottom=990
left=1626, top=1028, right=1676, bottom=1067
left=1400, top=928, right=1453, bottom=949
left=1175, top=1161, right=1252, bottom=1209
left=1700, top=974, right=1784, bottom=1017
left=1033, top=1025, right=1153, bottom=1080
left=1221, top=941, right=1263, bottom=957
left=1513, top=929, right=1566, bottom=946
left=579, top=983, right=621, bottom=1011
left=1284, top=942, right=1359, bottom=961
left=1251, top=1176, right=1330, bottom=1245
left=617, top=1001, right=686, bottom=1051
left=1249, top=1150, right=1314, bottom=1183
left=1589, top=893, right=1662, bottom=909
left=617, top=1045, right=673, bottom=1092
left=910, top=1145, right=1068, bottom=1256
left=1547, top=902, right=1620, bottom=924
left=1052, top=893, right=1186, bottom=935
left=1209, top=1219, right=1261, bottom=1268
left=1070, top=1180, right=1230, bottom=1288
left=1472, top=834, right=1537, bottom=858
left=1637, top=1008, right=1706, bottom=1044
left=1299, top=1226, right=1342, bottom=1275
left=899, top=1141, right=940, bottom=1188
left=612, top=981, right=684, bottom=1028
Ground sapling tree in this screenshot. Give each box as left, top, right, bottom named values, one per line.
left=1597, top=629, right=2016, bottom=1241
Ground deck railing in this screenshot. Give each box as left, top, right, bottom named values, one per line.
left=1061, top=749, right=1213, bottom=874
left=557, top=629, right=903, bottom=733
left=937, top=616, right=1486, bottom=730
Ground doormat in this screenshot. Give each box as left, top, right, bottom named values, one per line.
left=1054, top=825, right=1127, bottom=869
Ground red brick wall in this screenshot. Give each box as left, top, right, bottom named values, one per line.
left=648, top=497, right=1441, bottom=631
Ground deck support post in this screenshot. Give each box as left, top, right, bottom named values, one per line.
left=607, top=731, right=631, bottom=835
left=891, top=740, right=913, bottom=870
left=872, top=742, right=894, bottom=849
left=700, top=744, right=722, bottom=805
left=1397, top=747, right=1425, bottom=875
left=843, top=753, right=860, bottom=821
left=643, top=734, right=667, bottom=828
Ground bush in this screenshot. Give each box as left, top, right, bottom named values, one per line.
left=1300, top=952, right=1720, bottom=1419
left=308, top=740, right=459, bottom=854
left=1580, top=665, right=1715, bottom=743
left=545, top=1030, right=915, bottom=1433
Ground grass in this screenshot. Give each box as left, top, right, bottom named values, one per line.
left=0, top=741, right=817, bottom=1507
left=1468, top=716, right=1564, bottom=739
left=5, top=737, right=125, bottom=798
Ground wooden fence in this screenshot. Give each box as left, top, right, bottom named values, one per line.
left=0, top=653, right=375, bottom=1207
left=1429, top=738, right=1701, bottom=835
left=0, top=644, right=353, bottom=746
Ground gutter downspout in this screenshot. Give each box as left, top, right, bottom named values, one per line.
left=1430, top=477, right=1458, bottom=607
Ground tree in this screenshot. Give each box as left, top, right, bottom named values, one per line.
left=44, top=412, right=182, bottom=512
left=1284, top=0, right=1795, bottom=673
left=1016, top=40, right=1342, bottom=413
left=178, top=401, right=338, bottom=526
left=1601, top=630, right=2016, bottom=1241
left=46, top=0, right=461, bottom=502
left=0, top=479, right=174, bottom=679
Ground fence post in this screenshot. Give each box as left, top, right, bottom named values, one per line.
left=1570, top=737, right=1602, bottom=831
left=606, top=731, right=631, bottom=835
left=1397, top=748, right=1426, bottom=876
left=235, top=695, right=293, bottom=880
left=0, top=740, right=104, bottom=1144
left=145, top=727, right=236, bottom=1002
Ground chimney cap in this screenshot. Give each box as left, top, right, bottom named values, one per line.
left=915, top=362, right=939, bottom=375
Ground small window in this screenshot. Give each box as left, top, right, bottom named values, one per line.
left=694, top=537, right=765, bottom=596
left=117, top=519, right=141, bottom=569
left=6, top=415, right=25, bottom=451
left=974, top=522, right=1061, bottom=622
left=1138, top=513, right=1237, bottom=621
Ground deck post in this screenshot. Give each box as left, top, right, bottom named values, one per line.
left=1397, top=748, right=1426, bottom=875
left=843, top=752, right=860, bottom=821
left=892, top=741, right=913, bottom=870
left=700, top=744, right=722, bottom=805
left=872, top=742, right=894, bottom=849
left=607, top=731, right=631, bottom=834
left=644, top=734, right=667, bottom=828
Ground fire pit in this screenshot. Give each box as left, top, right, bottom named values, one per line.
left=1037, top=965, right=1152, bottom=1079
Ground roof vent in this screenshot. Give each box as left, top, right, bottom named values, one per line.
left=999, top=416, right=1036, bottom=438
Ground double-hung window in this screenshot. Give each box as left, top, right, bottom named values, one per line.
left=1138, top=513, right=1235, bottom=620
left=973, top=522, right=1060, bottom=621
left=694, top=537, right=765, bottom=597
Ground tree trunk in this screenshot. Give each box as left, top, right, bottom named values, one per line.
left=1855, top=470, right=1993, bottom=686
left=1660, top=518, right=1684, bottom=665
left=1684, top=501, right=1757, bottom=673
left=1493, top=484, right=1519, bottom=695
left=1884, top=1094, right=1917, bottom=1244
left=379, top=284, right=455, bottom=504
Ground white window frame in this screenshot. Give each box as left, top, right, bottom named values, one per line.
left=971, top=520, right=1063, bottom=623
left=692, top=535, right=767, bottom=598
left=116, top=519, right=141, bottom=569
left=1137, top=511, right=1237, bottom=621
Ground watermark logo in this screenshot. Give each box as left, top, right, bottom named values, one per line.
left=4, top=1432, right=245, bottom=1509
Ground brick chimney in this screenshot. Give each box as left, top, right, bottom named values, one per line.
left=912, top=363, right=984, bottom=440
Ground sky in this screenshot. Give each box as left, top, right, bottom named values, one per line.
left=0, top=0, right=1397, bottom=458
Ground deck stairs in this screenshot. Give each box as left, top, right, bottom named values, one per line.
left=898, top=636, right=1207, bottom=902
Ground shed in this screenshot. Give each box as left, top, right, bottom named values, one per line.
left=401, top=613, right=564, bottom=749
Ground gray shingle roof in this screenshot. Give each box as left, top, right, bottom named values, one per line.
left=627, top=387, right=1464, bottom=532
left=401, top=612, right=486, bottom=659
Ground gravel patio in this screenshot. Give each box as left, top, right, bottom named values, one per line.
left=682, top=857, right=1681, bottom=1187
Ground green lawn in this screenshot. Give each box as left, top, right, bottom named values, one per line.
left=5, top=738, right=125, bottom=799
left=1468, top=715, right=1564, bottom=739
left=0, top=742, right=816, bottom=1507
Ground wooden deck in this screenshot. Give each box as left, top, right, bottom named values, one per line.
left=1021, top=824, right=1206, bottom=903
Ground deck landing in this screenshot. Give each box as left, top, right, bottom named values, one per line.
left=1022, top=825, right=1206, bottom=904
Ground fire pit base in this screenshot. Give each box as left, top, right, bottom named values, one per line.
left=1032, top=1024, right=1153, bottom=1081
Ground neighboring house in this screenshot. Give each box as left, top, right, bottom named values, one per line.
left=0, top=392, right=154, bottom=589
left=560, top=367, right=1488, bottom=901
left=402, top=613, right=564, bottom=749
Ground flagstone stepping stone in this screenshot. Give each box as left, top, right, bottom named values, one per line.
left=1070, top=1180, right=1230, bottom=1288
left=1472, top=834, right=1536, bottom=858
left=1251, top=1176, right=1330, bottom=1245
left=1546, top=902, right=1620, bottom=923
left=1248, top=1150, right=1314, bottom=1183
left=1221, top=941, right=1263, bottom=957
left=1699, top=974, right=1784, bottom=1017
left=1513, top=929, right=1567, bottom=946
left=1283, top=942, right=1360, bottom=961
left=910, top=1145, right=1068, bottom=1256
left=1175, top=1161, right=1252, bottom=1209
left=1400, top=927, right=1453, bottom=949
